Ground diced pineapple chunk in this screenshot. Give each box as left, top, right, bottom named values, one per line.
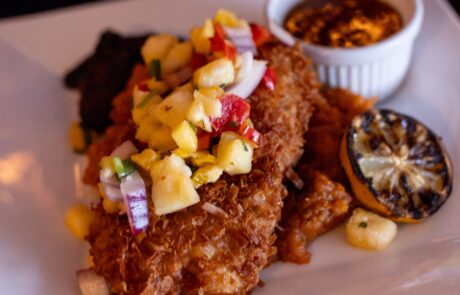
left=150, top=84, right=194, bottom=129
left=192, top=164, right=223, bottom=188
left=131, top=149, right=160, bottom=172
left=135, top=118, right=176, bottom=152
left=172, top=148, right=194, bottom=158
left=193, top=58, right=235, bottom=88
left=217, top=131, right=254, bottom=175
left=150, top=155, right=200, bottom=215
left=346, top=208, right=398, bottom=251
left=171, top=121, right=198, bottom=154
left=190, top=19, right=214, bottom=55
left=202, top=18, right=215, bottom=38
left=141, top=34, right=178, bottom=64
left=194, top=88, right=223, bottom=117
left=186, top=98, right=212, bottom=132
left=190, top=28, right=210, bottom=55
left=214, top=9, right=240, bottom=27
left=64, top=204, right=94, bottom=240
left=146, top=79, right=169, bottom=95
left=87, top=255, right=94, bottom=267
left=190, top=151, right=218, bottom=167
left=163, top=41, right=193, bottom=74
left=132, top=90, right=162, bottom=125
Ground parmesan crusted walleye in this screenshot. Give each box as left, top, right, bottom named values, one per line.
left=85, top=42, right=322, bottom=294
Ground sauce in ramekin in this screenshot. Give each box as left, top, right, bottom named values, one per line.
left=285, top=0, right=403, bottom=48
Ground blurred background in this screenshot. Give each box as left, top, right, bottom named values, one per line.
left=0, top=0, right=459, bottom=19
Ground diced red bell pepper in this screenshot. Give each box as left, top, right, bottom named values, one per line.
left=239, top=124, right=261, bottom=146
left=210, top=94, right=251, bottom=136
left=197, top=132, right=212, bottom=150
left=261, top=67, right=276, bottom=91
left=137, top=81, right=150, bottom=92
left=210, top=24, right=237, bottom=60
left=250, top=23, right=271, bottom=47
left=190, top=53, right=208, bottom=70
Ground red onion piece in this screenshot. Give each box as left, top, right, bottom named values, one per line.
left=76, top=269, right=110, bottom=295
left=110, top=140, right=138, bottom=159
left=226, top=60, right=266, bottom=99
left=99, top=168, right=123, bottom=201
left=224, top=26, right=257, bottom=55
left=99, top=140, right=138, bottom=201
left=120, top=171, right=149, bottom=234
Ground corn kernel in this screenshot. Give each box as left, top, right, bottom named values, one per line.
left=64, top=204, right=94, bottom=240
left=69, top=122, right=87, bottom=153
left=87, top=255, right=94, bottom=267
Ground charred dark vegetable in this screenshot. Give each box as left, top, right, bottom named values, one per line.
left=64, top=31, right=152, bottom=132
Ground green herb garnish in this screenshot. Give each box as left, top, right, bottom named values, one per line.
left=230, top=121, right=238, bottom=128
left=359, top=221, right=368, bottom=228
left=242, top=140, right=249, bottom=152
left=120, top=159, right=136, bottom=178
left=148, top=59, right=161, bottom=80
left=136, top=90, right=157, bottom=109
left=112, top=157, right=136, bottom=178
left=188, top=121, right=197, bottom=132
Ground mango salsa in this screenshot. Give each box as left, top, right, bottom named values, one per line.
left=64, top=204, right=94, bottom=240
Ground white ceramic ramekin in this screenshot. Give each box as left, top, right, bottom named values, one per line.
left=266, top=0, right=424, bottom=100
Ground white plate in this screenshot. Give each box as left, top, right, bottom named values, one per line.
left=0, top=0, right=459, bottom=294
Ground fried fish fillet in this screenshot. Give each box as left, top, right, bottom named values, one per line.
left=277, top=88, right=374, bottom=263
left=86, top=42, right=321, bottom=294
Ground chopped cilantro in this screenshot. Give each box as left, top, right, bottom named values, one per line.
left=242, top=140, right=249, bottom=152
left=359, top=221, right=368, bottom=228
left=136, top=90, right=157, bottom=109
left=112, top=157, right=136, bottom=178
left=230, top=121, right=238, bottom=128
left=188, top=121, right=197, bottom=132
left=148, top=59, right=161, bottom=80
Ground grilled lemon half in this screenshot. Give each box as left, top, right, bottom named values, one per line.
left=340, top=109, right=453, bottom=222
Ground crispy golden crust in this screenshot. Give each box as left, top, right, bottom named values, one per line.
left=87, top=42, right=320, bottom=294
left=277, top=88, right=374, bottom=263
left=277, top=170, right=353, bottom=263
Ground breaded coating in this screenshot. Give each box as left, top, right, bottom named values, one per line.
left=277, top=88, right=374, bottom=263
left=277, top=170, right=353, bottom=263
left=87, top=42, right=320, bottom=294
